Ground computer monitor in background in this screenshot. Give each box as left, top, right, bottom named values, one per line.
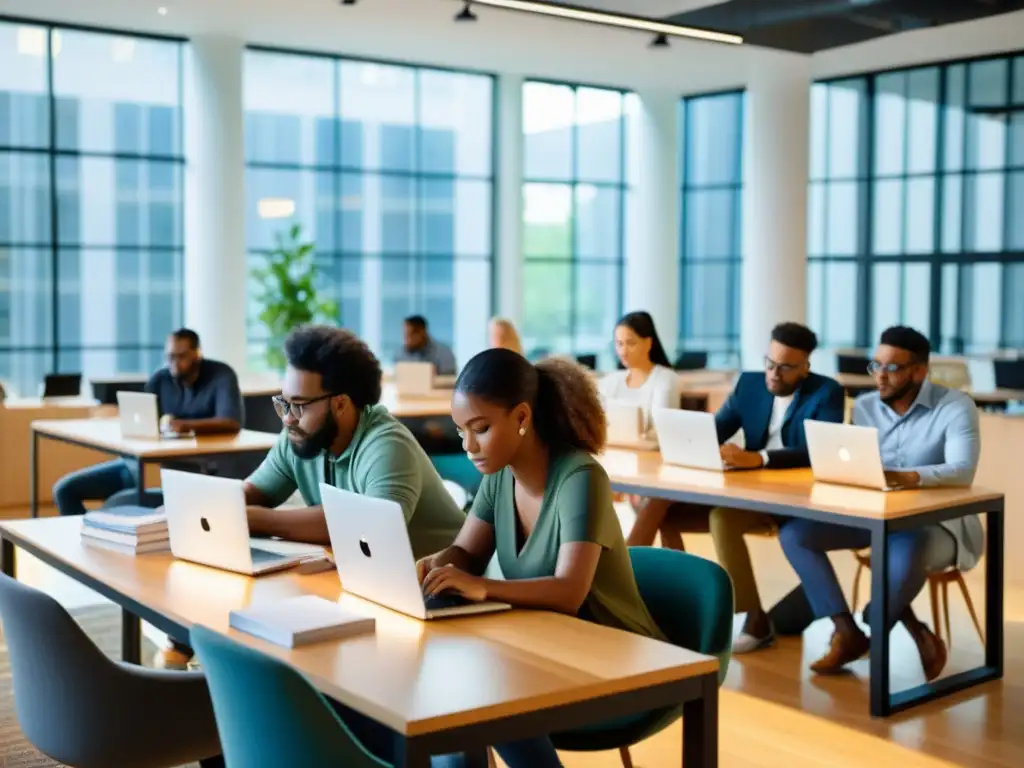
left=994, top=359, right=1024, bottom=390
left=673, top=351, right=708, bottom=371
left=91, top=377, right=147, bottom=405
left=837, top=354, right=871, bottom=375
left=42, top=373, right=81, bottom=398
left=575, top=354, right=597, bottom=370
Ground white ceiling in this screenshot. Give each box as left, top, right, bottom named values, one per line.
left=0, top=0, right=762, bottom=92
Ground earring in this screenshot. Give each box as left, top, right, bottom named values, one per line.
left=518, top=425, right=527, bottom=437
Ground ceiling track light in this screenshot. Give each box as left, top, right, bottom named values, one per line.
left=449, top=0, right=742, bottom=46
left=650, top=32, right=669, bottom=48
left=455, top=1, right=477, bottom=21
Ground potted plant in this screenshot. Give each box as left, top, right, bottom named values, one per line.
left=250, top=223, right=338, bottom=372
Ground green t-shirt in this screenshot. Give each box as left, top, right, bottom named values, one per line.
left=247, top=405, right=466, bottom=559
left=470, top=450, right=666, bottom=641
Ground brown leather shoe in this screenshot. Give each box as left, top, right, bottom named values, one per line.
left=154, top=643, right=194, bottom=670
left=908, top=623, right=948, bottom=681
left=810, top=630, right=870, bottom=674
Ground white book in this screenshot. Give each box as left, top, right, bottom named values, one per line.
left=81, top=527, right=170, bottom=547
left=81, top=533, right=171, bottom=555
left=229, top=595, right=375, bottom=649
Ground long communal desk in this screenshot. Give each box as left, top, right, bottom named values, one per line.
left=0, top=516, right=720, bottom=768
left=597, top=449, right=1004, bottom=718
left=29, top=419, right=279, bottom=518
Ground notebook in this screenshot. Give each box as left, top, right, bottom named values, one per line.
left=228, top=595, right=375, bottom=648
left=82, top=508, right=168, bottom=536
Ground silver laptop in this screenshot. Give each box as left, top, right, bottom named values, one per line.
left=161, top=469, right=306, bottom=575
left=394, top=362, right=435, bottom=396
left=319, top=484, right=511, bottom=620
left=651, top=408, right=726, bottom=471
left=604, top=400, right=658, bottom=450
left=117, top=391, right=194, bottom=440
left=804, top=420, right=899, bottom=491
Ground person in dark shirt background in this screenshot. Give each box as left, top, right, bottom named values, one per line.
left=51, top=328, right=243, bottom=518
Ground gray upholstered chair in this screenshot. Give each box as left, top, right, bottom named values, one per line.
left=0, top=573, right=222, bottom=768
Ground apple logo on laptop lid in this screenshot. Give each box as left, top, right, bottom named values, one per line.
left=838, top=447, right=852, bottom=462
left=359, top=538, right=372, bottom=558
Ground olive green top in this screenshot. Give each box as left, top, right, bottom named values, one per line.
left=247, top=405, right=466, bottom=559
left=471, top=450, right=666, bottom=641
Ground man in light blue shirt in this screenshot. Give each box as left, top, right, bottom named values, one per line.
left=396, top=315, right=457, bottom=376
left=780, top=326, right=981, bottom=681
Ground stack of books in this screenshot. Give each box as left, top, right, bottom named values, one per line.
left=81, top=507, right=171, bottom=555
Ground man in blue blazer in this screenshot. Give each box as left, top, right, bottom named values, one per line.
left=663, top=323, right=846, bottom=654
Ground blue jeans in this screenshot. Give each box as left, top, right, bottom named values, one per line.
left=779, top=519, right=957, bottom=629
left=329, top=699, right=562, bottom=767
left=52, top=459, right=162, bottom=516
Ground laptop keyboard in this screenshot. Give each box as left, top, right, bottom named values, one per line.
left=423, top=592, right=471, bottom=611
left=250, top=547, right=287, bottom=565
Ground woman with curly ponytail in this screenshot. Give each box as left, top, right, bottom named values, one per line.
left=414, top=349, right=666, bottom=768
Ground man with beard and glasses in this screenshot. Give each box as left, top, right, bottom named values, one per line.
left=242, top=324, right=466, bottom=554
left=630, top=323, right=845, bottom=654
left=780, top=325, right=981, bottom=680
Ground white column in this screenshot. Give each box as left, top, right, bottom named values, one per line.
left=625, top=90, right=680, bottom=356
left=741, top=52, right=811, bottom=370
left=495, top=74, right=524, bottom=325
left=184, top=36, right=247, bottom=372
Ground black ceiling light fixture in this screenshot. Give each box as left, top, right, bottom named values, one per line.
left=455, top=1, right=477, bottom=21
left=650, top=32, right=669, bottom=48
left=339, top=0, right=357, bottom=5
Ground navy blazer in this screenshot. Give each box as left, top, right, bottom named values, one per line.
left=715, top=371, right=846, bottom=469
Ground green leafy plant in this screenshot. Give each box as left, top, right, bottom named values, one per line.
left=251, top=223, right=338, bottom=372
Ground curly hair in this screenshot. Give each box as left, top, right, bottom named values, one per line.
left=455, top=349, right=606, bottom=454
left=283, top=325, right=382, bottom=408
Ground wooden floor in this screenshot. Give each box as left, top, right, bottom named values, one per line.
left=5, top=505, right=1016, bottom=767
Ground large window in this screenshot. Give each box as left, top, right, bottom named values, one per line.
left=0, top=21, right=184, bottom=396
left=521, top=81, right=628, bottom=366
left=809, top=53, right=1024, bottom=353
left=678, top=90, right=744, bottom=367
left=244, top=50, right=494, bottom=368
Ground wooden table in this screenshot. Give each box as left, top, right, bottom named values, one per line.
left=0, top=517, right=720, bottom=767
left=380, top=383, right=454, bottom=419
left=29, top=419, right=279, bottom=518
left=598, top=449, right=1004, bottom=718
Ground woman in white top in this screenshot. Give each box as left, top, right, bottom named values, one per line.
left=599, top=312, right=684, bottom=547
left=599, top=311, right=681, bottom=439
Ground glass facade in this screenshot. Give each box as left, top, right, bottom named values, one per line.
left=678, top=90, right=744, bottom=368
left=244, top=49, right=494, bottom=369
left=521, top=81, right=628, bottom=367
left=809, top=52, right=1024, bottom=353
left=0, top=22, right=184, bottom=396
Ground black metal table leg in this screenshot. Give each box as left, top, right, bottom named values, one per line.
left=136, top=459, right=147, bottom=505
left=30, top=430, right=39, bottom=518
left=122, top=609, right=142, bottom=665
left=1, top=537, right=15, bottom=578
left=683, top=673, right=719, bottom=767
left=986, top=504, right=1005, bottom=674
left=869, top=522, right=890, bottom=717
left=392, top=735, right=431, bottom=768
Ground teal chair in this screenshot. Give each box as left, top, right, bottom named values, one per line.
left=430, top=453, right=483, bottom=502
left=189, top=625, right=389, bottom=768
left=550, top=547, right=733, bottom=767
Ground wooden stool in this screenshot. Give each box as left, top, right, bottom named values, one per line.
left=850, top=551, right=984, bottom=649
